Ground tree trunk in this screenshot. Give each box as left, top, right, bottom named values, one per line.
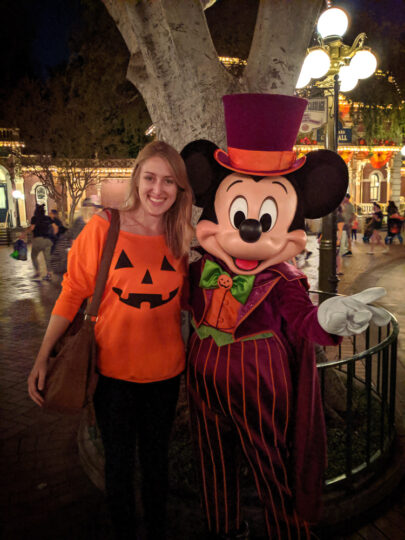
left=101, top=0, right=322, bottom=150
left=68, top=200, right=78, bottom=226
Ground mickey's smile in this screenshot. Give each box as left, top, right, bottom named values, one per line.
left=232, top=257, right=262, bottom=271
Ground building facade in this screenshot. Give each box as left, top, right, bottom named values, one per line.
left=1, top=127, right=404, bottom=229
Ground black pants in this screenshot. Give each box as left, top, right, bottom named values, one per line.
left=94, top=374, right=181, bottom=540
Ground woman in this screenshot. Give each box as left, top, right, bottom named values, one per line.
left=30, top=204, right=56, bottom=281
left=367, top=202, right=387, bottom=254
left=28, top=141, right=194, bottom=540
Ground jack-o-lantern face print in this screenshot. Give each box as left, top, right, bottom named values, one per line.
left=217, top=274, right=232, bottom=289
left=112, top=249, right=179, bottom=309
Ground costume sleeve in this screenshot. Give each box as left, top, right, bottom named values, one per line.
left=52, top=215, right=108, bottom=321
left=275, top=277, right=341, bottom=346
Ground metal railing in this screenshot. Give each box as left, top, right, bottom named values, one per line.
left=311, top=291, right=399, bottom=491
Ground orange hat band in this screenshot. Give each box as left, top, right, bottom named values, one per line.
left=228, top=147, right=297, bottom=173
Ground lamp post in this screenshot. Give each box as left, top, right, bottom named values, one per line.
left=296, top=5, right=377, bottom=296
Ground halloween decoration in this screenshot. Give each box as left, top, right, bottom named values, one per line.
left=182, top=93, right=389, bottom=539
left=113, top=252, right=179, bottom=309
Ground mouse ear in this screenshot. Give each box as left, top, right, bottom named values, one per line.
left=181, top=139, right=226, bottom=208
left=288, top=149, right=349, bottom=218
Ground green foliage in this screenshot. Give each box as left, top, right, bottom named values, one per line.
left=352, top=104, right=405, bottom=145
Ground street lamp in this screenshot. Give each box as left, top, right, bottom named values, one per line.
left=296, top=5, right=377, bottom=295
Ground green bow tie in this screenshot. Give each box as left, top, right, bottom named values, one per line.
left=199, top=259, right=255, bottom=305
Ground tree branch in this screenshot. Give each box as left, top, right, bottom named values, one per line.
left=244, top=0, right=323, bottom=94
left=102, top=0, right=236, bottom=147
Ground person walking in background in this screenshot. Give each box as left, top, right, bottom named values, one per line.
left=367, top=202, right=387, bottom=254
left=28, top=141, right=194, bottom=540
left=336, top=205, right=346, bottom=275
left=50, top=196, right=103, bottom=284
left=49, top=208, right=68, bottom=253
left=385, top=201, right=404, bottom=246
left=49, top=209, right=64, bottom=236
left=30, top=204, right=55, bottom=281
left=342, top=193, right=355, bottom=256
left=387, top=200, right=399, bottom=217
left=70, top=195, right=103, bottom=240
left=351, top=214, right=359, bottom=241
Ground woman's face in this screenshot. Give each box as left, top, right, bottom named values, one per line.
left=137, top=156, right=178, bottom=219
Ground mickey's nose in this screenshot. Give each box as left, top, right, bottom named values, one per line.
left=239, top=219, right=262, bottom=243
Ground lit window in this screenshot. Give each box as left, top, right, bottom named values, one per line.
left=369, top=172, right=381, bottom=201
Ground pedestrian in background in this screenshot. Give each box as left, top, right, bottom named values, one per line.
left=367, top=202, right=388, bottom=254
left=385, top=201, right=404, bottom=246
left=50, top=197, right=103, bottom=284
left=70, top=195, right=103, bottom=240
left=336, top=205, right=346, bottom=275
left=351, top=214, right=358, bottom=241
left=28, top=140, right=194, bottom=540
left=30, top=204, right=55, bottom=281
left=49, top=209, right=63, bottom=235
left=342, top=193, right=355, bottom=256
left=387, top=200, right=399, bottom=217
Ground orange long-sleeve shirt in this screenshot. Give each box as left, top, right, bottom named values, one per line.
left=52, top=214, right=187, bottom=383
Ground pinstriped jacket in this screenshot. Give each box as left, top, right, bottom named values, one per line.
left=188, top=253, right=342, bottom=522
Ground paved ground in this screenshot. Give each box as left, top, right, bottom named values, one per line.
left=0, top=235, right=404, bottom=540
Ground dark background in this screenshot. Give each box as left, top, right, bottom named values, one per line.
left=0, top=0, right=403, bottom=151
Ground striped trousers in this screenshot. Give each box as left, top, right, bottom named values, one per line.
left=187, top=332, right=310, bottom=540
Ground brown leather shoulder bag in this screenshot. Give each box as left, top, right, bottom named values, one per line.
left=43, top=209, right=120, bottom=414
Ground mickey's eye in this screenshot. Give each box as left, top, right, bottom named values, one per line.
left=229, top=196, right=248, bottom=229
left=259, top=198, right=277, bottom=232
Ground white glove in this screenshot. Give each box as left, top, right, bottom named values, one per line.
left=317, top=287, right=391, bottom=336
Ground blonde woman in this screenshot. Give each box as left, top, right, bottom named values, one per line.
left=28, top=141, right=193, bottom=540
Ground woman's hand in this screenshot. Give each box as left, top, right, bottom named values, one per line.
left=28, top=354, right=48, bottom=406
left=27, top=314, right=71, bottom=407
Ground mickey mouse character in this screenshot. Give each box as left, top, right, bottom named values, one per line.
left=181, top=94, right=389, bottom=539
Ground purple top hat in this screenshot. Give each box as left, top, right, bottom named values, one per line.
left=215, top=93, right=308, bottom=176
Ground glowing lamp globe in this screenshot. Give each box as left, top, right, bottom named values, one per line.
left=349, top=49, right=377, bottom=79
left=296, top=66, right=311, bottom=89
left=339, top=65, right=358, bottom=91
left=317, top=7, right=349, bottom=38
left=304, top=48, right=331, bottom=79
left=401, top=145, right=405, bottom=157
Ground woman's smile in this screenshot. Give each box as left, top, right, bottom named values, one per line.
left=138, top=155, right=178, bottom=218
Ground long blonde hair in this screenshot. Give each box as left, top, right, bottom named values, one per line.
left=123, top=140, right=194, bottom=259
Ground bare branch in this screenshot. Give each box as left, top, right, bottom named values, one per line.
left=22, top=155, right=101, bottom=224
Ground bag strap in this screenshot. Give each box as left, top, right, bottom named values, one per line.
left=86, top=208, right=120, bottom=319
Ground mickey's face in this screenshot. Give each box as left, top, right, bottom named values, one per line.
left=196, top=173, right=306, bottom=275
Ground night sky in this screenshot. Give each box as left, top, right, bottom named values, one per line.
left=1, top=0, right=80, bottom=90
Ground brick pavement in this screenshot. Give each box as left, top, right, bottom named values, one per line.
left=0, top=248, right=112, bottom=540
left=0, top=237, right=404, bottom=540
